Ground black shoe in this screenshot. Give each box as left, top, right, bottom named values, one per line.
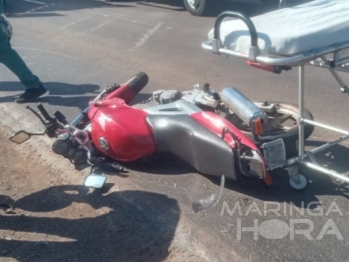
left=16, top=85, right=47, bottom=104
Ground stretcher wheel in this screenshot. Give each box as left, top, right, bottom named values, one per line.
left=289, top=174, right=308, bottom=190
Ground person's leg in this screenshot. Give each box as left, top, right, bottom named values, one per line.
left=0, top=25, right=46, bottom=103
left=0, top=27, right=41, bottom=89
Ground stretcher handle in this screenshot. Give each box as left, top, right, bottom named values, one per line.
left=214, top=11, right=258, bottom=47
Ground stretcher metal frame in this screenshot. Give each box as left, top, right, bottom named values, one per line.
left=202, top=11, right=349, bottom=189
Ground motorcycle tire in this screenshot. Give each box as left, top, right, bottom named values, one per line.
left=226, top=101, right=315, bottom=143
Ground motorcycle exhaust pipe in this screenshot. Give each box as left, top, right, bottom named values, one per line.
left=220, top=88, right=268, bottom=128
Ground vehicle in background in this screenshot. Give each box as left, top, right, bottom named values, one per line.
left=183, top=0, right=308, bottom=16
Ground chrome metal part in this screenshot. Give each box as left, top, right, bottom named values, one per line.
left=298, top=65, right=305, bottom=158
left=70, top=106, right=90, bottom=127
left=220, top=87, right=268, bottom=127
left=302, top=119, right=349, bottom=136
left=98, top=137, right=110, bottom=151
left=181, top=89, right=217, bottom=107
left=320, top=56, right=349, bottom=93
left=253, top=102, right=275, bottom=113
left=261, top=138, right=286, bottom=170
left=303, top=162, right=349, bottom=184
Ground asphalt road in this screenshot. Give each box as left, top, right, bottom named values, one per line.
left=2, top=0, right=349, bottom=261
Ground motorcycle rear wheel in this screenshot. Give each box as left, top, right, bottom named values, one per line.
left=225, top=101, right=314, bottom=142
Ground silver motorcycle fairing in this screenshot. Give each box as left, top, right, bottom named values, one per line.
left=146, top=113, right=238, bottom=180
left=144, top=99, right=202, bottom=115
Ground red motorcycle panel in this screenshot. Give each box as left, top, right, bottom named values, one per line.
left=191, top=111, right=269, bottom=181
left=191, top=111, right=259, bottom=150
left=89, top=99, right=156, bottom=162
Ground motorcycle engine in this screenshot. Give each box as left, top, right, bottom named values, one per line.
left=134, top=90, right=182, bottom=110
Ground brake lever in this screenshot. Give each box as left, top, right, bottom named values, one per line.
left=89, top=84, right=121, bottom=105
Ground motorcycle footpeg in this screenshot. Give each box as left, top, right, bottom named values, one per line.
left=105, top=162, right=124, bottom=172
left=88, top=158, right=125, bottom=172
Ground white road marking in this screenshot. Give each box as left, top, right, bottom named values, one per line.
left=90, top=19, right=114, bottom=32
left=13, top=47, right=82, bottom=60
left=15, top=3, right=55, bottom=16
left=59, top=15, right=94, bottom=30
left=12, top=46, right=135, bottom=74
left=132, top=22, right=163, bottom=50
left=21, top=0, right=46, bottom=4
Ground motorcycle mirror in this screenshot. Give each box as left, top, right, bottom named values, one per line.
left=192, top=175, right=225, bottom=213
left=84, top=174, right=107, bottom=188
left=9, top=130, right=32, bottom=144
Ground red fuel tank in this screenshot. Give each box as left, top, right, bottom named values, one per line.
left=88, top=98, right=156, bottom=162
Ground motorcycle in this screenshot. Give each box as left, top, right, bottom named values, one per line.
left=9, top=72, right=313, bottom=211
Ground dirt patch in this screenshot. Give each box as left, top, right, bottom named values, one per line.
left=0, top=123, right=205, bottom=262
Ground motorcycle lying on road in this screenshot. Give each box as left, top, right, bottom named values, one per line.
left=9, top=72, right=314, bottom=210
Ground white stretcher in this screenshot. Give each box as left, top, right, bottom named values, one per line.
left=202, top=0, right=349, bottom=189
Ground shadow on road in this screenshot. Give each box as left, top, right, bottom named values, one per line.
left=0, top=81, right=100, bottom=109
left=0, top=186, right=180, bottom=262
left=126, top=136, right=349, bottom=210
left=201, top=139, right=349, bottom=209
left=123, top=153, right=196, bottom=176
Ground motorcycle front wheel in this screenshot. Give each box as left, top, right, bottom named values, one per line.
left=225, top=101, right=314, bottom=142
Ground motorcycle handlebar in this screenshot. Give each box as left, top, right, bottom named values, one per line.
left=37, top=102, right=52, bottom=121
left=71, top=72, right=149, bottom=127
left=124, top=72, right=149, bottom=95
left=103, top=72, right=149, bottom=104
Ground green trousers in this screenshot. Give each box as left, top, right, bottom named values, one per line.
left=0, top=0, right=41, bottom=89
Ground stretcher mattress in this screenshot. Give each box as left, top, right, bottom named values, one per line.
left=208, top=0, right=349, bottom=56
